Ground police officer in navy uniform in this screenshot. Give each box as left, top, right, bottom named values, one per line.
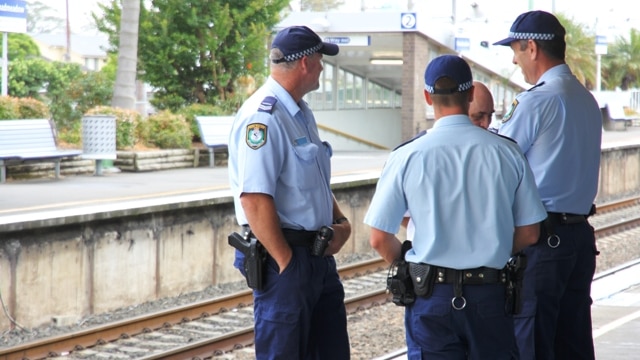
left=364, top=55, right=547, bottom=359
left=493, top=10, right=602, bottom=360
left=228, top=26, right=351, bottom=359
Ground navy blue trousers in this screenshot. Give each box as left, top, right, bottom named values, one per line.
left=515, top=221, right=597, bottom=360
left=405, top=283, right=518, bottom=359
left=235, top=247, right=350, bottom=360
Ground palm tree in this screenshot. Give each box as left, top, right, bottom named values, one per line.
left=602, top=28, right=640, bottom=90
left=557, top=13, right=596, bottom=89
left=111, top=0, right=140, bottom=110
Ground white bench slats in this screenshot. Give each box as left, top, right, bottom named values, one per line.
left=196, top=116, right=235, bottom=167
left=0, top=119, right=82, bottom=183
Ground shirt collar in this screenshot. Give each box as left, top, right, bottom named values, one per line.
left=432, top=114, right=473, bottom=129
left=265, top=77, right=302, bottom=118
left=538, top=63, right=571, bottom=85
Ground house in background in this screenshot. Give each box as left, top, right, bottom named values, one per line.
left=30, top=33, right=109, bottom=71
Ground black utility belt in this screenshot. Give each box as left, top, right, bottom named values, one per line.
left=546, top=212, right=587, bottom=225
left=410, top=263, right=506, bottom=286
left=241, top=225, right=317, bottom=247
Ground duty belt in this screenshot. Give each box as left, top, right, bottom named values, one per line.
left=241, top=225, right=316, bottom=247
left=435, top=266, right=507, bottom=285
left=546, top=212, right=587, bottom=225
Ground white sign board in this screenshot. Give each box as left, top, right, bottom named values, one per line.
left=595, top=35, right=608, bottom=55
left=0, top=0, right=27, bottom=34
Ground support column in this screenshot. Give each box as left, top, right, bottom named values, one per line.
left=401, top=32, right=432, bottom=141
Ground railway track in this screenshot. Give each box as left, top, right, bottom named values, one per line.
left=2, top=196, right=640, bottom=359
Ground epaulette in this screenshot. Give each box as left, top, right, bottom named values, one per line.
left=492, top=132, right=518, bottom=144
left=392, top=130, right=426, bottom=151
left=527, top=81, right=545, bottom=92
left=258, top=96, right=278, bottom=114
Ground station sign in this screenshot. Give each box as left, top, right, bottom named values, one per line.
left=323, top=35, right=371, bottom=47
left=0, top=0, right=27, bottom=34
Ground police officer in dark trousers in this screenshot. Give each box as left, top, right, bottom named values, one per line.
left=364, top=55, right=547, bottom=359
left=493, top=11, right=602, bottom=360
left=228, top=25, right=351, bottom=359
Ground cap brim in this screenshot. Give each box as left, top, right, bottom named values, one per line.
left=320, top=42, right=339, bottom=56
left=493, top=37, right=515, bottom=46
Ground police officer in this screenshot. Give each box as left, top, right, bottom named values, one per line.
left=228, top=25, right=351, bottom=359
left=493, top=10, right=602, bottom=360
left=364, top=55, right=547, bottom=359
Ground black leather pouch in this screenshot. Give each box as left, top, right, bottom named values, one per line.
left=409, top=263, right=437, bottom=298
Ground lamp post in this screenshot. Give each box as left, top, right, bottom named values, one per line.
left=595, top=35, right=608, bottom=92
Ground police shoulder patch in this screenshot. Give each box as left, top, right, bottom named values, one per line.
left=246, top=123, right=267, bottom=150
left=501, top=99, right=519, bottom=123
left=258, top=96, right=278, bottom=114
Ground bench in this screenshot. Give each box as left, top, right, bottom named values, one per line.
left=0, top=119, right=83, bottom=183
left=601, top=103, right=639, bottom=131
left=196, top=116, right=235, bottom=167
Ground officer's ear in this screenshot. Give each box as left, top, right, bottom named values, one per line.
left=468, top=85, right=475, bottom=104
left=424, top=90, right=433, bottom=105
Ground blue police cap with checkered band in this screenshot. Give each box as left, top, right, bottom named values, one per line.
left=271, top=26, right=339, bottom=63
left=493, top=10, right=566, bottom=46
left=424, top=55, right=473, bottom=95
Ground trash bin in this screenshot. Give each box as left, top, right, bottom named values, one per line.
left=82, top=115, right=117, bottom=176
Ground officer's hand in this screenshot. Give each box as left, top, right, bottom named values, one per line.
left=324, top=222, right=351, bottom=255
left=275, top=247, right=293, bottom=274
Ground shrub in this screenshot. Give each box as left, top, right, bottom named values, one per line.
left=16, top=97, right=50, bottom=119
left=176, top=103, right=228, bottom=142
left=139, top=111, right=191, bottom=149
left=85, top=106, right=143, bottom=150
left=0, top=96, right=20, bottom=120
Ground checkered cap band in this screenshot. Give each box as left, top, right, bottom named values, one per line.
left=424, top=79, right=473, bottom=94
left=509, top=31, right=556, bottom=41
left=280, top=43, right=323, bottom=63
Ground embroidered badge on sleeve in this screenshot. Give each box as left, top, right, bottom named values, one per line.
left=246, top=123, right=267, bottom=149
left=501, top=99, right=519, bottom=123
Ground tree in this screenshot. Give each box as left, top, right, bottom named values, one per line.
left=602, top=28, right=640, bottom=90
left=557, top=13, right=596, bottom=89
left=111, top=0, right=140, bottom=110
left=25, top=0, right=65, bottom=34
left=96, top=0, right=290, bottom=111
left=0, top=33, right=40, bottom=60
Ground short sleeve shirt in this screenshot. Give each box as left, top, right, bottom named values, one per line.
left=497, top=64, right=602, bottom=214
left=228, top=77, right=334, bottom=230
left=364, top=115, right=547, bottom=269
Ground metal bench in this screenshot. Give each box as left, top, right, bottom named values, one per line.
left=0, top=119, right=82, bottom=183
left=602, top=103, right=639, bottom=131
left=196, top=116, right=235, bottom=167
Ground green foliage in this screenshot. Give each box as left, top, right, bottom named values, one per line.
left=26, top=0, right=65, bottom=34
left=557, top=13, right=596, bottom=88
left=176, top=103, right=229, bottom=141
left=602, top=28, right=640, bottom=90
left=301, top=0, right=345, bottom=11
left=96, top=0, right=289, bottom=111
left=0, top=33, right=40, bottom=60
left=0, top=97, right=20, bottom=120
left=16, top=97, right=50, bottom=119
left=85, top=106, right=143, bottom=150
left=138, top=111, right=192, bottom=149
left=0, top=96, right=50, bottom=120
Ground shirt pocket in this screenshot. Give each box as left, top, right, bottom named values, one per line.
left=292, top=142, right=321, bottom=190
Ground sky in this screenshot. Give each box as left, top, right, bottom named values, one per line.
left=44, top=0, right=104, bottom=34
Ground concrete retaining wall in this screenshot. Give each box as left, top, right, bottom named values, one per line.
left=0, top=144, right=638, bottom=330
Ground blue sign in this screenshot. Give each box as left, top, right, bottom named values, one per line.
left=455, top=37, right=470, bottom=52
left=0, top=0, right=27, bottom=33
left=401, top=13, right=417, bottom=30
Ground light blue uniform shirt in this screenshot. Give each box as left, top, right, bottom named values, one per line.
left=364, top=115, right=547, bottom=269
left=497, top=64, right=602, bottom=214
left=228, top=77, right=334, bottom=230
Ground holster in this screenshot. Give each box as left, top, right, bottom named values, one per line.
left=386, top=240, right=416, bottom=307
left=505, top=253, right=527, bottom=314
left=228, top=232, right=266, bottom=291
left=408, top=263, right=437, bottom=298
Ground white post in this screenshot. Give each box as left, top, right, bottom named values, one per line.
left=2, top=32, right=7, bottom=96
left=596, top=54, right=602, bottom=92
